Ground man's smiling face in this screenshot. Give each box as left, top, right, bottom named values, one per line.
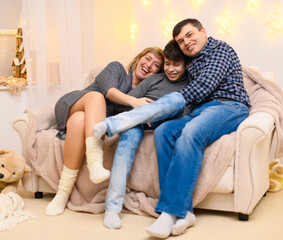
left=175, top=23, right=208, bottom=57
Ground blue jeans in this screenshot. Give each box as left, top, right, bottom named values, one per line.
left=105, top=126, right=144, bottom=212
left=104, top=92, right=186, bottom=212
left=104, top=92, right=186, bottom=137
left=154, top=99, right=249, bottom=218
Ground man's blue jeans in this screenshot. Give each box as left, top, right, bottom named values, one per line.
left=154, top=99, right=249, bottom=218
left=104, top=92, right=186, bottom=212
left=104, top=92, right=186, bottom=137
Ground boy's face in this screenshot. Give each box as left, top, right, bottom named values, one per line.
left=164, top=58, right=187, bottom=82
left=175, top=23, right=208, bottom=57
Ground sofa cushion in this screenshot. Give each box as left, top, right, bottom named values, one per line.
left=210, top=157, right=234, bottom=193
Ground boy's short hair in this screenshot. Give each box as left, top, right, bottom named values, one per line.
left=163, top=39, right=190, bottom=65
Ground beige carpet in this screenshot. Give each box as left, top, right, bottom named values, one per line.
left=1, top=184, right=283, bottom=240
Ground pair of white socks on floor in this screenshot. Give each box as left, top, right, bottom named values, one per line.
left=146, top=211, right=196, bottom=238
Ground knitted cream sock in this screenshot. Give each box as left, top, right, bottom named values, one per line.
left=45, top=165, right=79, bottom=216
left=172, top=211, right=196, bottom=236
left=104, top=210, right=122, bottom=229
left=86, top=137, right=110, bottom=184
left=145, top=212, right=176, bottom=239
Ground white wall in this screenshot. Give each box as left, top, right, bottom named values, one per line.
left=81, top=0, right=283, bottom=87
left=130, top=0, right=283, bottom=86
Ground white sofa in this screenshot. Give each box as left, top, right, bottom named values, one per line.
left=12, top=68, right=278, bottom=221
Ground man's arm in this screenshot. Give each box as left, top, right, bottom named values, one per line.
left=179, top=44, right=234, bottom=106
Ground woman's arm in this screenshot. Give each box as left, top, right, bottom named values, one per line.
left=106, top=88, right=153, bottom=108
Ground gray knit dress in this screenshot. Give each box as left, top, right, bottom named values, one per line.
left=55, top=61, right=133, bottom=134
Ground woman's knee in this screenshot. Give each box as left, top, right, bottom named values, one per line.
left=66, top=111, right=85, bottom=131
left=83, top=91, right=104, bottom=103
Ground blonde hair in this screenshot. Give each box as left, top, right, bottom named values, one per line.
left=128, top=47, right=164, bottom=72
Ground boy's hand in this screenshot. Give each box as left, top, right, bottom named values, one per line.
left=131, top=97, right=154, bottom=108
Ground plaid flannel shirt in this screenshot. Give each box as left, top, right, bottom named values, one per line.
left=179, top=37, right=251, bottom=109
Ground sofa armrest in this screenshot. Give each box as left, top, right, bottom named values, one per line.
left=234, top=111, right=276, bottom=214
left=12, top=113, right=29, bottom=162
left=12, top=112, right=55, bottom=193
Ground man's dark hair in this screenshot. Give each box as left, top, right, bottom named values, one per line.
left=163, top=39, right=190, bottom=65
left=172, top=18, right=203, bottom=38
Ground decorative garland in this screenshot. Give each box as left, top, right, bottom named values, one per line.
left=0, top=76, right=27, bottom=96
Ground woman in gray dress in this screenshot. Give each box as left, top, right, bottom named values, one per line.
left=45, top=47, right=164, bottom=216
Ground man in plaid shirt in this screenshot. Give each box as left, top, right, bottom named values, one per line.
left=146, top=18, right=251, bottom=238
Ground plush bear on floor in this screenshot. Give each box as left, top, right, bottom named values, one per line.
left=268, top=158, right=283, bottom=192
left=0, top=149, right=31, bottom=194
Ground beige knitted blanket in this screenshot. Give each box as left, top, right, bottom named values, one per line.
left=0, top=192, right=37, bottom=231
left=26, top=66, right=283, bottom=217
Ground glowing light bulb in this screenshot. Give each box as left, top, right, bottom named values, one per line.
left=267, top=8, right=283, bottom=35
left=191, top=0, right=204, bottom=7
left=130, top=24, right=137, bottom=39
left=216, top=10, right=234, bottom=35
left=247, top=0, right=258, bottom=13
left=162, top=15, right=176, bottom=38
left=142, top=0, right=152, bottom=7
left=164, top=0, right=170, bottom=5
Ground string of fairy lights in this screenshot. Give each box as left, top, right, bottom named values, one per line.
left=1, top=1, right=282, bottom=68
left=130, top=0, right=283, bottom=38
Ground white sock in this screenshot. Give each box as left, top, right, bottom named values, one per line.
left=146, top=212, right=176, bottom=239
left=172, top=211, right=196, bottom=236
left=45, top=165, right=79, bottom=216
left=93, top=121, right=107, bottom=139
left=85, top=137, right=110, bottom=184
left=104, top=210, right=122, bottom=229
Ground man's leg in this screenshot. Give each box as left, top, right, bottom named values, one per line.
left=104, top=126, right=143, bottom=229
left=93, top=92, right=185, bottom=138
left=148, top=100, right=249, bottom=237
left=154, top=117, right=191, bottom=188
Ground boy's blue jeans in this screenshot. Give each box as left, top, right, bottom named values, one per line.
left=154, top=99, right=249, bottom=218
left=104, top=92, right=186, bottom=212
left=104, top=92, right=186, bottom=137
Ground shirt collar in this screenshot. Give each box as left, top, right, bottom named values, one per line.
left=198, top=37, right=220, bottom=56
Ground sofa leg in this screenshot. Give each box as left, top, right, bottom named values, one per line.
left=35, top=191, right=43, bottom=199
left=238, top=213, right=249, bottom=221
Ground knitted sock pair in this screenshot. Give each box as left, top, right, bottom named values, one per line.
left=45, top=135, right=109, bottom=216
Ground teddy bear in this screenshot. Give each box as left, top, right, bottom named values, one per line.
left=0, top=149, right=31, bottom=194
left=268, top=158, right=283, bottom=192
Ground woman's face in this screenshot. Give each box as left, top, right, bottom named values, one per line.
left=134, top=52, right=163, bottom=81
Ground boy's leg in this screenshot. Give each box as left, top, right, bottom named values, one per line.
left=104, top=126, right=143, bottom=229
left=93, top=92, right=185, bottom=138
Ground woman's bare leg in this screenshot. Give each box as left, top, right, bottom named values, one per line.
left=64, top=111, right=86, bottom=169
left=68, top=92, right=110, bottom=183
left=45, top=112, right=85, bottom=216
left=46, top=92, right=109, bottom=216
